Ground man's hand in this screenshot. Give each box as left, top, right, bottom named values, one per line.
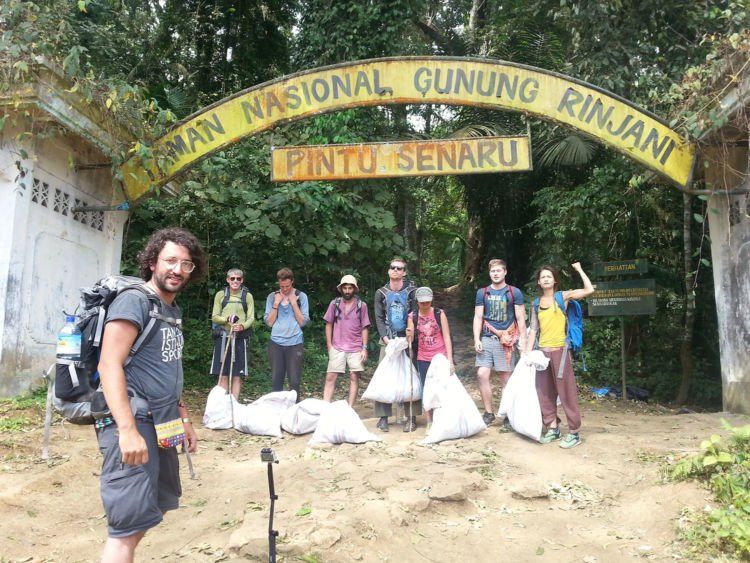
left=231, top=323, right=244, bottom=332
left=382, top=336, right=390, bottom=345
left=184, top=422, right=198, bottom=453
left=360, top=348, right=368, bottom=364
left=287, top=290, right=298, bottom=306
left=273, top=292, right=283, bottom=307
left=474, top=339, right=483, bottom=353
left=119, top=427, right=149, bottom=465
left=450, top=361, right=456, bottom=375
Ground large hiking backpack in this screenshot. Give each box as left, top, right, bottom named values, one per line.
left=381, top=284, right=415, bottom=336
left=533, top=291, right=584, bottom=353
left=53, top=275, right=166, bottom=424
left=211, top=285, right=250, bottom=337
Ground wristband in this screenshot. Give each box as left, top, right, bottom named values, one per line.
left=272, top=306, right=278, bottom=310
left=181, top=418, right=191, bottom=424
left=362, top=345, right=368, bottom=350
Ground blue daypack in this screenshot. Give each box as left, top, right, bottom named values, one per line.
left=533, top=291, right=584, bottom=353
left=384, top=287, right=411, bottom=334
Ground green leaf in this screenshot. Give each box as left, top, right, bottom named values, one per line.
left=703, top=455, right=718, bottom=466
left=692, top=213, right=704, bottom=223
left=296, top=506, right=312, bottom=517
left=716, top=452, right=733, bottom=463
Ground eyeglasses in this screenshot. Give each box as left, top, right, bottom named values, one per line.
left=229, top=276, right=243, bottom=281
left=160, top=257, right=195, bottom=273
left=389, top=265, right=405, bottom=271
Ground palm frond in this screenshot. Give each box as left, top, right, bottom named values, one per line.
left=537, top=134, right=599, bottom=169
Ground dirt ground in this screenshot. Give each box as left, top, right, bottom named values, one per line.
left=1, top=292, right=746, bottom=562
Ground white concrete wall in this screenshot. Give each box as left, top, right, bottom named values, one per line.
left=0, top=130, right=126, bottom=396
left=707, top=144, right=750, bottom=415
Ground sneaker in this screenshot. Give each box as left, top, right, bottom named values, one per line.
left=539, top=428, right=561, bottom=443
left=559, top=433, right=581, bottom=449
left=403, top=416, right=417, bottom=433
left=482, top=412, right=496, bottom=425
left=376, top=417, right=389, bottom=432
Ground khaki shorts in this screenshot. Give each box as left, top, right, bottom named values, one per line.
left=327, top=348, right=364, bottom=373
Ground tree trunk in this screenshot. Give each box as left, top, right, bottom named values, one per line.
left=462, top=215, right=484, bottom=285
left=676, top=192, right=695, bottom=404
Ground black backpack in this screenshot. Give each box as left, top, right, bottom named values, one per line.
left=53, top=275, right=170, bottom=424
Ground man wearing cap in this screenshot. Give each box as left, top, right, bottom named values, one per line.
left=323, top=275, right=371, bottom=406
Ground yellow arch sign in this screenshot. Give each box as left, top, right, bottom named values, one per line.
left=121, top=57, right=695, bottom=200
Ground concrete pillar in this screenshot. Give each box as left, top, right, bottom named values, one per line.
left=0, top=127, right=36, bottom=395
left=706, top=143, right=750, bottom=414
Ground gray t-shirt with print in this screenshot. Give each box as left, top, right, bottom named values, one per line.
left=105, top=289, right=184, bottom=402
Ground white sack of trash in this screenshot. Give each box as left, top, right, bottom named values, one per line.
left=421, top=355, right=487, bottom=445
left=362, top=337, right=422, bottom=403
left=497, top=350, right=549, bottom=442
left=281, top=398, right=330, bottom=435
left=308, top=400, right=382, bottom=445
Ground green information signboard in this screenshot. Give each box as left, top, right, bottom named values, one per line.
left=589, top=279, right=657, bottom=316
left=592, top=259, right=648, bottom=277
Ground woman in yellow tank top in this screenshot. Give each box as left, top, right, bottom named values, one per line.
left=524, top=262, right=594, bottom=449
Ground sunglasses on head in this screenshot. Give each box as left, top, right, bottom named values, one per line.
left=389, top=265, right=405, bottom=271
left=229, top=276, right=243, bottom=281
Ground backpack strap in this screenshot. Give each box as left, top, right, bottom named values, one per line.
left=121, top=285, right=180, bottom=366
left=333, top=296, right=342, bottom=321
left=222, top=286, right=250, bottom=316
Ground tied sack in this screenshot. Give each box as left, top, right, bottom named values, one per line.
left=203, top=385, right=233, bottom=429
left=309, top=401, right=381, bottom=445
left=421, top=355, right=486, bottom=445
left=281, top=398, right=330, bottom=435
left=232, top=390, right=297, bottom=437
left=362, top=337, right=422, bottom=404
left=497, top=350, right=549, bottom=442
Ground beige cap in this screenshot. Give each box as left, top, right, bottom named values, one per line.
left=415, top=287, right=433, bottom=302
left=337, top=274, right=359, bottom=292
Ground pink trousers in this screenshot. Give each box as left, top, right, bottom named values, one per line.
left=535, top=347, right=581, bottom=433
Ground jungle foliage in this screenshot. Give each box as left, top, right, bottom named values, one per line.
left=1, top=0, right=748, bottom=405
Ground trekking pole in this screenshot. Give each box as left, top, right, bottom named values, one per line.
left=228, top=331, right=237, bottom=428
left=218, top=332, right=233, bottom=393
left=41, top=364, right=55, bottom=460
left=406, top=336, right=414, bottom=430
left=260, top=448, right=279, bottom=563
left=183, top=444, right=197, bottom=479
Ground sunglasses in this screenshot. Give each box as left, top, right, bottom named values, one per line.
left=389, top=265, right=405, bottom=271
left=229, top=276, right=243, bottom=281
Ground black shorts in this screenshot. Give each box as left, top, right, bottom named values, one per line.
left=97, top=418, right=181, bottom=538
left=210, top=334, right=248, bottom=377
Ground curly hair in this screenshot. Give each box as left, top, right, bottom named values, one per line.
left=136, top=227, right=207, bottom=283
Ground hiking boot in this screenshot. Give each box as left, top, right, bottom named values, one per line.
left=403, top=416, right=417, bottom=433
left=539, top=428, right=561, bottom=443
left=482, top=412, right=496, bottom=425
left=559, top=433, right=581, bottom=449
left=376, top=417, right=389, bottom=432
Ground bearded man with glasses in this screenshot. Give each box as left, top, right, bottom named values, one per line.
left=96, top=227, right=205, bottom=563
left=210, top=268, right=255, bottom=398
left=372, top=257, right=421, bottom=432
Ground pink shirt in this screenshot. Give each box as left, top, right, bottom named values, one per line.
left=413, top=309, right=447, bottom=362
left=323, top=298, right=371, bottom=353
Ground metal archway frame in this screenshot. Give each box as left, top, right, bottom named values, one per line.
left=121, top=57, right=696, bottom=200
